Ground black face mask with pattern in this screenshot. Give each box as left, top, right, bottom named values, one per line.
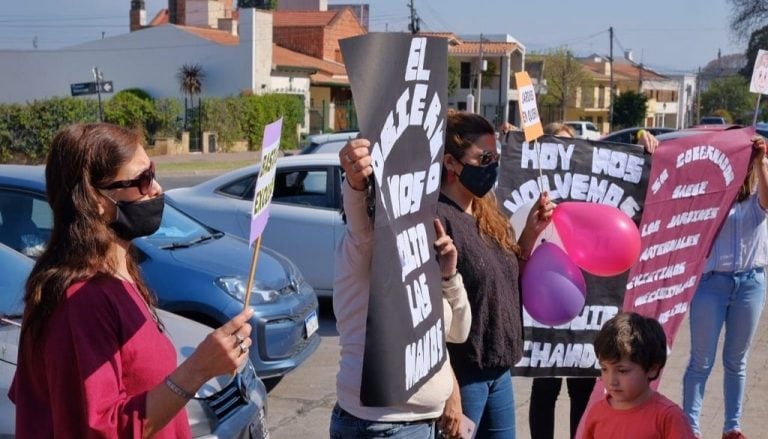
left=109, top=194, right=165, bottom=241
left=458, top=161, right=499, bottom=197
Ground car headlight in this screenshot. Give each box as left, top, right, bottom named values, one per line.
left=216, top=276, right=280, bottom=305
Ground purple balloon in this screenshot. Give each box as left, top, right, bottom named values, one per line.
left=521, top=242, right=587, bottom=326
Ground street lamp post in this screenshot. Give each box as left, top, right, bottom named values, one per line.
left=92, top=67, right=104, bottom=122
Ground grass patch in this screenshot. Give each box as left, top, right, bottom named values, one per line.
left=156, top=160, right=256, bottom=173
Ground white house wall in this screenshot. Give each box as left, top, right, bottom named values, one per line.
left=0, top=11, right=272, bottom=103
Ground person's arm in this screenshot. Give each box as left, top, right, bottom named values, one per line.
left=143, top=309, right=254, bottom=437
left=518, top=192, right=555, bottom=259
left=636, top=129, right=659, bottom=154
left=442, top=273, right=470, bottom=343
left=752, top=136, right=768, bottom=210
left=438, top=368, right=463, bottom=438
left=44, top=284, right=253, bottom=438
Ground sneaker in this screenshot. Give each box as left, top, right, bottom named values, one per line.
left=722, top=430, right=746, bottom=439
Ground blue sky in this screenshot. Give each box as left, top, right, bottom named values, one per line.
left=0, top=0, right=744, bottom=74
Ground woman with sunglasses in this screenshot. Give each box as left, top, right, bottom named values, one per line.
left=11, top=123, right=254, bottom=438
left=438, top=110, right=554, bottom=438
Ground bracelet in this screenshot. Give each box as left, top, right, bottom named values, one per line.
left=442, top=271, right=459, bottom=281
left=165, top=376, right=195, bottom=400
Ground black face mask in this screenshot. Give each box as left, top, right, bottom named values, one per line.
left=109, top=194, right=165, bottom=241
left=458, top=161, right=499, bottom=198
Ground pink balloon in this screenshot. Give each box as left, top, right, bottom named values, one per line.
left=552, top=202, right=641, bottom=277
left=521, top=242, right=587, bottom=326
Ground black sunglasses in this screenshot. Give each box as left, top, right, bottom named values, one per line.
left=100, top=161, right=156, bottom=195
left=478, top=150, right=500, bottom=166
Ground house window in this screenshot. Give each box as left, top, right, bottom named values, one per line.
left=460, top=62, right=472, bottom=89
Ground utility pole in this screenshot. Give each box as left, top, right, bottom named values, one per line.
left=696, top=66, right=702, bottom=123
left=562, top=51, right=570, bottom=121
left=408, top=0, right=419, bottom=34
left=609, top=26, right=614, bottom=132
left=477, top=34, right=485, bottom=115
left=92, top=66, right=104, bottom=122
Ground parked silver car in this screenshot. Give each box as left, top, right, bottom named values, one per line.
left=166, top=154, right=344, bottom=298
left=0, top=243, right=269, bottom=437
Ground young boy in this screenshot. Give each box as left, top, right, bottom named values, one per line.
left=582, top=312, right=696, bottom=438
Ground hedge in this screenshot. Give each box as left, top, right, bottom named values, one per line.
left=0, top=92, right=305, bottom=163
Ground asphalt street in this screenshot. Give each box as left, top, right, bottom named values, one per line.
left=156, top=152, right=768, bottom=439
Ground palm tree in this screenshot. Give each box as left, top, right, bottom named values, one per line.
left=177, top=63, right=205, bottom=150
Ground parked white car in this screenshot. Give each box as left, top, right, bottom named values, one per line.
left=166, top=154, right=344, bottom=298
left=0, top=243, right=269, bottom=438
left=564, top=121, right=602, bottom=140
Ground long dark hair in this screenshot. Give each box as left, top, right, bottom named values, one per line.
left=443, top=110, right=519, bottom=255
left=21, top=123, right=157, bottom=349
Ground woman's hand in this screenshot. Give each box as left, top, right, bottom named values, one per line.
left=637, top=130, right=659, bottom=154
left=340, top=138, right=373, bottom=191
left=525, top=192, right=555, bottom=236
left=186, top=307, right=255, bottom=380
left=434, top=218, right=457, bottom=280
left=752, top=135, right=766, bottom=161
left=438, top=379, right=463, bottom=438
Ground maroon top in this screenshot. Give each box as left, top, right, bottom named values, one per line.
left=10, top=274, right=190, bottom=438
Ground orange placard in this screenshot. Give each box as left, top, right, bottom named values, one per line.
left=515, top=72, right=543, bottom=142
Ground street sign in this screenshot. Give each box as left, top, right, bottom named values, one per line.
left=70, top=81, right=114, bottom=96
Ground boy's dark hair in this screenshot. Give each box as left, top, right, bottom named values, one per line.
left=594, top=312, right=667, bottom=380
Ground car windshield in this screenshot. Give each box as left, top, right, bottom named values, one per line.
left=143, top=204, right=223, bottom=249
left=312, top=140, right=348, bottom=155
left=0, top=243, right=33, bottom=317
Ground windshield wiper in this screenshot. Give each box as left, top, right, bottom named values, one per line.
left=160, top=231, right=224, bottom=250
left=0, top=316, right=22, bottom=327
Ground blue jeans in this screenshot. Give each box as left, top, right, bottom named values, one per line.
left=456, top=366, right=515, bottom=439
left=329, top=403, right=436, bottom=438
left=683, top=269, right=766, bottom=434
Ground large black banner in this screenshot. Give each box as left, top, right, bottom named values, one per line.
left=340, top=33, right=448, bottom=405
left=497, top=132, right=651, bottom=377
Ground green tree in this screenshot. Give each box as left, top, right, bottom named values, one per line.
left=530, top=48, right=593, bottom=121
left=701, top=75, right=755, bottom=124
left=448, top=56, right=459, bottom=97
left=740, top=25, right=768, bottom=79
left=104, top=90, right=156, bottom=132
left=612, top=91, right=648, bottom=129
left=727, top=0, right=768, bottom=40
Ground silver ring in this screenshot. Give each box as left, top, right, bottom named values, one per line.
left=345, top=153, right=353, bottom=163
left=234, top=333, right=244, bottom=344
left=239, top=341, right=249, bottom=356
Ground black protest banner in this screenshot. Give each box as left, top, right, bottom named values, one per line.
left=340, top=33, right=448, bottom=405
left=497, top=132, right=651, bottom=377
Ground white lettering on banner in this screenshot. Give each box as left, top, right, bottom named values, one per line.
left=517, top=341, right=598, bottom=369
left=523, top=305, right=619, bottom=331
left=520, top=141, right=575, bottom=171
left=387, top=171, right=425, bottom=219
left=676, top=145, right=735, bottom=185
left=370, top=87, right=444, bottom=219
left=405, top=272, right=432, bottom=327
left=657, top=301, right=688, bottom=324
left=396, top=223, right=430, bottom=281
left=634, top=276, right=698, bottom=306
left=404, top=37, right=431, bottom=82
left=639, top=234, right=701, bottom=261
left=591, top=148, right=644, bottom=183
left=672, top=181, right=709, bottom=199
left=666, top=207, right=719, bottom=228
left=404, top=318, right=443, bottom=390
left=503, top=174, right=642, bottom=219
left=641, top=220, right=660, bottom=237
left=386, top=167, right=441, bottom=220
left=651, top=168, right=669, bottom=194
left=626, top=262, right=687, bottom=290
